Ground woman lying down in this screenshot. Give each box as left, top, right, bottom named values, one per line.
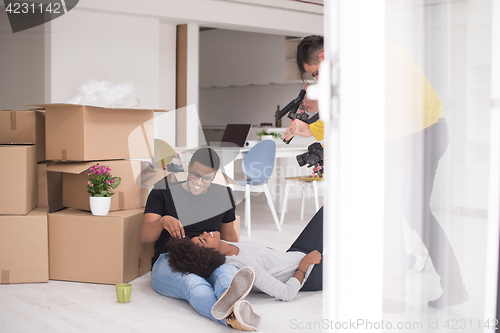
left=168, top=208, right=323, bottom=302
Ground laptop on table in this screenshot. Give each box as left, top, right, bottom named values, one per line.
left=217, top=124, right=252, bottom=148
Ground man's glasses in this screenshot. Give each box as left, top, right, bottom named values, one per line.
left=189, top=171, right=214, bottom=184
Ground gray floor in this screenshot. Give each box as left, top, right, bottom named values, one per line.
left=0, top=197, right=489, bottom=332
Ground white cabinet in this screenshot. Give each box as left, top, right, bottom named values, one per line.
left=285, top=37, right=314, bottom=82
left=199, top=29, right=285, bottom=87
left=199, top=30, right=312, bottom=88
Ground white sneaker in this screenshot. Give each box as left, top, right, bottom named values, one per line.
left=212, top=267, right=255, bottom=320
left=411, top=241, right=429, bottom=272
left=226, top=300, right=261, bottom=331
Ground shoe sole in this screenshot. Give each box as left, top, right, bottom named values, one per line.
left=212, top=267, right=255, bottom=320
left=234, top=300, right=261, bottom=331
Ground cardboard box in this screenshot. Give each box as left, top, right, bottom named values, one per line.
left=48, top=208, right=154, bottom=284
left=0, top=145, right=37, bottom=215
left=45, top=160, right=144, bottom=213
left=0, top=110, right=46, bottom=162
left=37, top=162, right=64, bottom=213
left=0, top=207, right=49, bottom=284
left=31, top=104, right=156, bottom=161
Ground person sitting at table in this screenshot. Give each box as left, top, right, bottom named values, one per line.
left=167, top=207, right=323, bottom=302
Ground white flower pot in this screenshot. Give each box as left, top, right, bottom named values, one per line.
left=261, top=135, right=274, bottom=141
left=89, top=196, right=112, bottom=216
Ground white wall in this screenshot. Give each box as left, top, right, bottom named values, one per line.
left=159, top=23, right=178, bottom=111
left=0, top=9, right=44, bottom=109
left=46, top=9, right=172, bottom=109
left=186, top=24, right=200, bottom=148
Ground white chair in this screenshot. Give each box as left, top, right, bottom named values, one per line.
left=280, top=176, right=324, bottom=224
left=233, top=140, right=281, bottom=236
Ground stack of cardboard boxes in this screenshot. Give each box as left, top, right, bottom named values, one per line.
left=0, top=109, right=48, bottom=284
left=0, top=104, right=157, bottom=285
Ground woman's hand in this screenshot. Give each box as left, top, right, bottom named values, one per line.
left=304, top=250, right=322, bottom=265
left=161, top=215, right=185, bottom=239
left=295, top=250, right=322, bottom=284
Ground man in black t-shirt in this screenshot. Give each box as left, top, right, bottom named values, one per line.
left=140, top=147, right=242, bottom=327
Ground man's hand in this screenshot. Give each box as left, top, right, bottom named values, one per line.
left=161, top=215, right=185, bottom=239
left=284, top=119, right=313, bottom=141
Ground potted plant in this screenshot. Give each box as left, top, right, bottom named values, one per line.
left=256, top=130, right=283, bottom=141
left=87, top=163, right=121, bottom=216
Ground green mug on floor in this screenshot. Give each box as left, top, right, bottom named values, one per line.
left=115, top=283, right=132, bottom=303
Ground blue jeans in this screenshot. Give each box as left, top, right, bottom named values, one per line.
left=151, top=253, right=238, bottom=325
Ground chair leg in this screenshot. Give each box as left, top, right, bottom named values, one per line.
left=245, top=184, right=251, bottom=237
left=313, top=180, right=319, bottom=212
left=300, top=186, right=306, bottom=221
left=280, top=180, right=291, bottom=225
left=263, top=184, right=282, bottom=232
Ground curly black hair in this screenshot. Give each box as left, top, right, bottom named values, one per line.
left=167, top=237, right=226, bottom=279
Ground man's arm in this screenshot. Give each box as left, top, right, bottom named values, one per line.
left=220, top=221, right=238, bottom=242
left=140, top=213, right=185, bottom=244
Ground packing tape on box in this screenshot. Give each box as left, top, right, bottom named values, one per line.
left=61, top=149, right=67, bottom=161
left=1, top=269, right=10, bottom=284
left=10, top=111, right=16, bottom=130
left=118, top=191, right=125, bottom=210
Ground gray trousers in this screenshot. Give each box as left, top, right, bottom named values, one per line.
left=384, top=118, right=465, bottom=301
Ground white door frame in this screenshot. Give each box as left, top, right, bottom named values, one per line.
left=484, top=0, right=500, bottom=331
left=317, top=0, right=386, bottom=329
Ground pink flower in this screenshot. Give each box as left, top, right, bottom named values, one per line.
left=89, top=183, right=93, bottom=187
left=106, top=180, right=111, bottom=185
